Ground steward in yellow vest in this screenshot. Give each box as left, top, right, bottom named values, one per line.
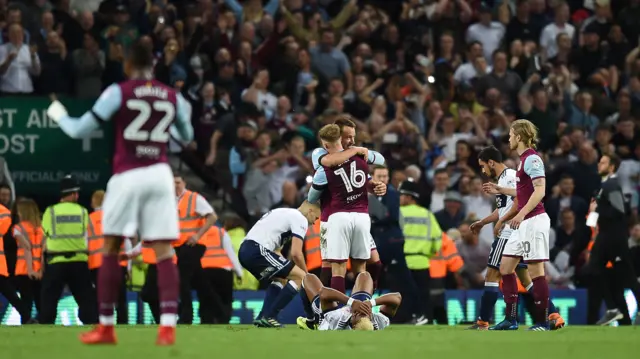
left=39, top=174, right=97, bottom=325
left=398, top=180, right=442, bottom=324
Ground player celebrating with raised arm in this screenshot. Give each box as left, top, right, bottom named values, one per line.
left=296, top=272, right=402, bottom=331
left=310, top=116, right=386, bottom=290
left=468, top=146, right=564, bottom=330
left=491, top=120, right=552, bottom=331
left=237, top=202, right=321, bottom=328
left=308, top=124, right=381, bottom=295
left=46, top=40, right=193, bottom=345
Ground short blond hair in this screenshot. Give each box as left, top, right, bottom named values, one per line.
left=353, top=317, right=374, bottom=331
left=318, top=124, right=341, bottom=143
left=511, top=119, right=539, bottom=149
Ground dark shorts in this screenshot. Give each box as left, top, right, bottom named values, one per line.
left=238, top=240, right=294, bottom=281
left=488, top=235, right=527, bottom=270
left=311, top=290, right=373, bottom=321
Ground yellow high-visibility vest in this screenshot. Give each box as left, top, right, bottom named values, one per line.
left=400, top=204, right=442, bottom=270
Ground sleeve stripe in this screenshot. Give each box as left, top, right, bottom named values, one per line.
left=531, top=176, right=545, bottom=180
left=90, top=109, right=106, bottom=123
left=312, top=183, right=328, bottom=191
left=317, top=154, right=327, bottom=169
left=291, top=233, right=304, bottom=240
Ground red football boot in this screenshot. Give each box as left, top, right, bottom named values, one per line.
left=79, top=325, right=117, bottom=345
left=156, top=326, right=176, bottom=346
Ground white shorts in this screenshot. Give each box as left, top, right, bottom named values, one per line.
left=320, top=221, right=329, bottom=260
left=102, top=163, right=179, bottom=241
left=503, top=213, right=550, bottom=263
left=325, top=212, right=372, bottom=261
left=320, top=221, right=376, bottom=261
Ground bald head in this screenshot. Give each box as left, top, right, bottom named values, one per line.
left=79, top=11, right=94, bottom=30
left=405, top=165, right=421, bottom=181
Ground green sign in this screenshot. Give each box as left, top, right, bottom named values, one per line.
left=0, top=97, right=112, bottom=196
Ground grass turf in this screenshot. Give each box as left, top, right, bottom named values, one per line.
left=0, top=325, right=638, bottom=359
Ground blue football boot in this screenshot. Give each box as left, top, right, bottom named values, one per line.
left=528, top=323, right=549, bottom=331
left=489, top=319, right=519, bottom=330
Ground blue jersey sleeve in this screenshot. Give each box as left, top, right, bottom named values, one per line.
left=523, top=154, right=545, bottom=179
left=312, top=167, right=328, bottom=187
left=367, top=150, right=385, bottom=165
left=308, top=168, right=327, bottom=204
left=92, top=84, right=122, bottom=121
left=311, top=147, right=328, bottom=170
left=171, top=93, right=194, bottom=143
left=57, top=84, right=121, bottom=139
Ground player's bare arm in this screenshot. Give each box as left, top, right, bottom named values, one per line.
left=319, top=287, right=372, bottom=317
left=372, top=292, right=402, bottom=317
left=510, top=178, right=545, bottom=229
left=320, top=146, right=367, bottom=167
left=471, top=209, right=499, bottom=234
left=290, top=236, right=308, bottom=273
left=495, top=198, right=519, bottom=237
left=483, top=182, right=517, bottom=197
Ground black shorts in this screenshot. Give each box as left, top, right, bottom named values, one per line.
left=488, top=235, right=528, bottom=270
left=238, top=240, right=294, bottom=281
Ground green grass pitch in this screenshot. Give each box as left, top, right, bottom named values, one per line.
left=0, top=326, right=638, bottom=359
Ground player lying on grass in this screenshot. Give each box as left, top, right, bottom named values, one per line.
left=296, top=272, right=401, bottom=330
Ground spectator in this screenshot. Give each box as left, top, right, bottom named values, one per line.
left=519, top=74, right=563, bottom=152
left=0, top=24, right=41, bottom=95
left=580, top=0, right=613, bottom=41
left=462, top=177, right=493, bottom=244
left=270, top=181, right=301, bottom=209
left=154, top=37, right=186, bottom=87
left=564, top=90, right=600, bottom=138
left=428, top=169, right=450, bottom=213
left=453, top=41, right=487, bottom=84
left=466, top=3, right=505, bottom=64
left=457, top=220, right=491, bottom=289
left=36, top=30, right=71, bottom=95
left=554, top=208, right=589, bottom=261
left=2, top=7, right=31, bottom=45
left=547, top=175, right=589, bottom=228
left=475, top=50, right=523, bottom=112
left=241, top=69, right=277, bottom=117
left=540, top=2, right=575, bottom=60
left=309, top=27, right=352, bottom=91
left=34, top=11, right=56, bottom=49
left=434, top=191, right=466, bottom=232
left=505, top=0, right=543, bottom=46
left=553, top=142, right=601, bottom=203
left=71, top=32, right=104, bottom=98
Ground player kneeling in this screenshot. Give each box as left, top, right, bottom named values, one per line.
left=238, top=202, right=320, bottom=328
left=296, top=272, right=401, bottom=331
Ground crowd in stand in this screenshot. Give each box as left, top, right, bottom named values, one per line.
left=1, top=0, right=640, bottom=323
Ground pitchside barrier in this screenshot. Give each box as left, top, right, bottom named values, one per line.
left=1, top=289, right=637, bottom=325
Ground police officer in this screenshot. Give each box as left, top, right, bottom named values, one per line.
left=39, top=175, right=97, bottom=324
left=398, top=179, right=442, bottom=325
left=589, top=154, right=640, bottom=325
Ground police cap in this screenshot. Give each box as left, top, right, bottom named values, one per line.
left=60, top=174, right=80, bottom=194
left=399, top=180, right=420, bottom=199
